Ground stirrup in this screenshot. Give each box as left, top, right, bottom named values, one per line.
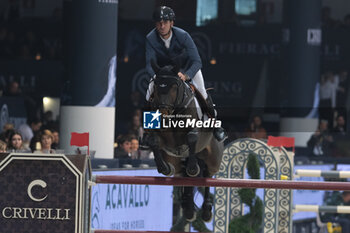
left=214, top=127, right=227, bottom=142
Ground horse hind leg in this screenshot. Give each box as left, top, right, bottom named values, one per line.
left=181, top=186, right=196, bottom=222
left=186, top=129, right=200, bottom=177
left=201, top=166, right=213, bottom=222
left=201, top=186, right=213, bottom=222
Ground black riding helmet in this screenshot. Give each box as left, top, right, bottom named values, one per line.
left=153, top=6, right=175, bottom=22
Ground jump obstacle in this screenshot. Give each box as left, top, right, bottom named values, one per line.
left=295, top=169, right=350, bottom=179
left=93, top=138, right=350, bottom=233
left=1, top=139, right=349, bottom=233
left=91, top=231, right=208, bottom=233
left=92, top=175, right=350, bottom=191
left=294, top=205, right=350, bottom=214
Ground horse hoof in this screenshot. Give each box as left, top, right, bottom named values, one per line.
left=185, top=210, right=196, bottom=222
left=201, top=202, right=213, bottom=222
left=186, top=164, right=200, bottom=177
left=157, top=162, right=173, bottom=176
left=201, top=210, right=212, bottom=222
left=164, top=163, right=175, bottom=177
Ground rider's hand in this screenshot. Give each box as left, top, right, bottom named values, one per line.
left=178, top=72, right=187, bottom=81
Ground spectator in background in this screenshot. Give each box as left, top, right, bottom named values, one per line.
left=2, top=122, right=14, bottom=131
left=0, top=123, right=14, bottom=141
left=244, top=115, right=267, bottom=139
left=3, top=80, right=40, bottom=123
left=51, top=129, right=59, bottom=150
left=4, top=80, right=21, bottom=96
left=35, top=129, right=55, bottom=154
left=319, top=72, right=338, bottom=128
left=130, top=136, right=140, bottom=159
left=114, top=135, right=132, bottom=159
left=0, top=140, right=7, bottom=152
left=1, top=129, right=15, bottom=144
left=322, top=191, right=350, bottom=233
left=332, top=115, right=347, bottom=140
left=42, top=110, right=57, bottom=130
left=128, top=114, right=144, bottom=139
left=18, top=118, right=42, bottom=149
left=335, top=69, right=348, bottom=117
left=7, top=131, right=29, bottom=152
left=331, top=115, right=349, bottom=157
left=129, top=135, right=154, bottom=160
left=307, top=120, right=333, bottom=156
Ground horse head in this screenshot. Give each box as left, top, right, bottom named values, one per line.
left=151, top=60, right=190, bottom=115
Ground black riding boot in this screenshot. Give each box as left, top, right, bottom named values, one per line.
left=206, top=95, right=227, bottom=142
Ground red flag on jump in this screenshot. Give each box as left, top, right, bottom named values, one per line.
left=267, top=136, right=295, bottom=152
left=70, top=132, right=89, bottom=154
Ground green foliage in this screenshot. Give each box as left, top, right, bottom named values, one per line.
left=238, top=189, right=255, bottom=206
left=229, top=153, right=263, bottom=233
left=247, top=153, right=260, bottom=180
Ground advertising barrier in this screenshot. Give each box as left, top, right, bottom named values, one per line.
left=91, top=169, right=173, bottom=231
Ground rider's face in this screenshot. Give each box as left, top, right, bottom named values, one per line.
left=155, top=20, right=173, bottom=38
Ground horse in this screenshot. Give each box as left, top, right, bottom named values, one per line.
left=145, top=61, right=224, bottom=222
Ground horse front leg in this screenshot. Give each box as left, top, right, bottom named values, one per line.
left=148, top=134, right=174, bottom=176
left=186, top=129, right=200, bottom=177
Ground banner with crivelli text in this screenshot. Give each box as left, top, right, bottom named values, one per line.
left=91, top=169, right=173, bottom=231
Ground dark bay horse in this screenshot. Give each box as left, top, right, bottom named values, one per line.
left=146, top=62, right=224, bottom=222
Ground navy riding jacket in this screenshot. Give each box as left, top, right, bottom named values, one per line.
left=145, top=26, right=202, bottom=79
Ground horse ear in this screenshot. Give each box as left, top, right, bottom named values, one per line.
left=151, top=59, right=160, bottom=74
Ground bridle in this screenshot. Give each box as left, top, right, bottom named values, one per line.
left=153, top=74, right=194, bottom=114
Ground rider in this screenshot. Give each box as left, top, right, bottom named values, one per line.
left=144, top=6, right=226, bottom=142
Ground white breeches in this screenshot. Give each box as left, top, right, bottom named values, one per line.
left=146, top=70, right=208, bottom=101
